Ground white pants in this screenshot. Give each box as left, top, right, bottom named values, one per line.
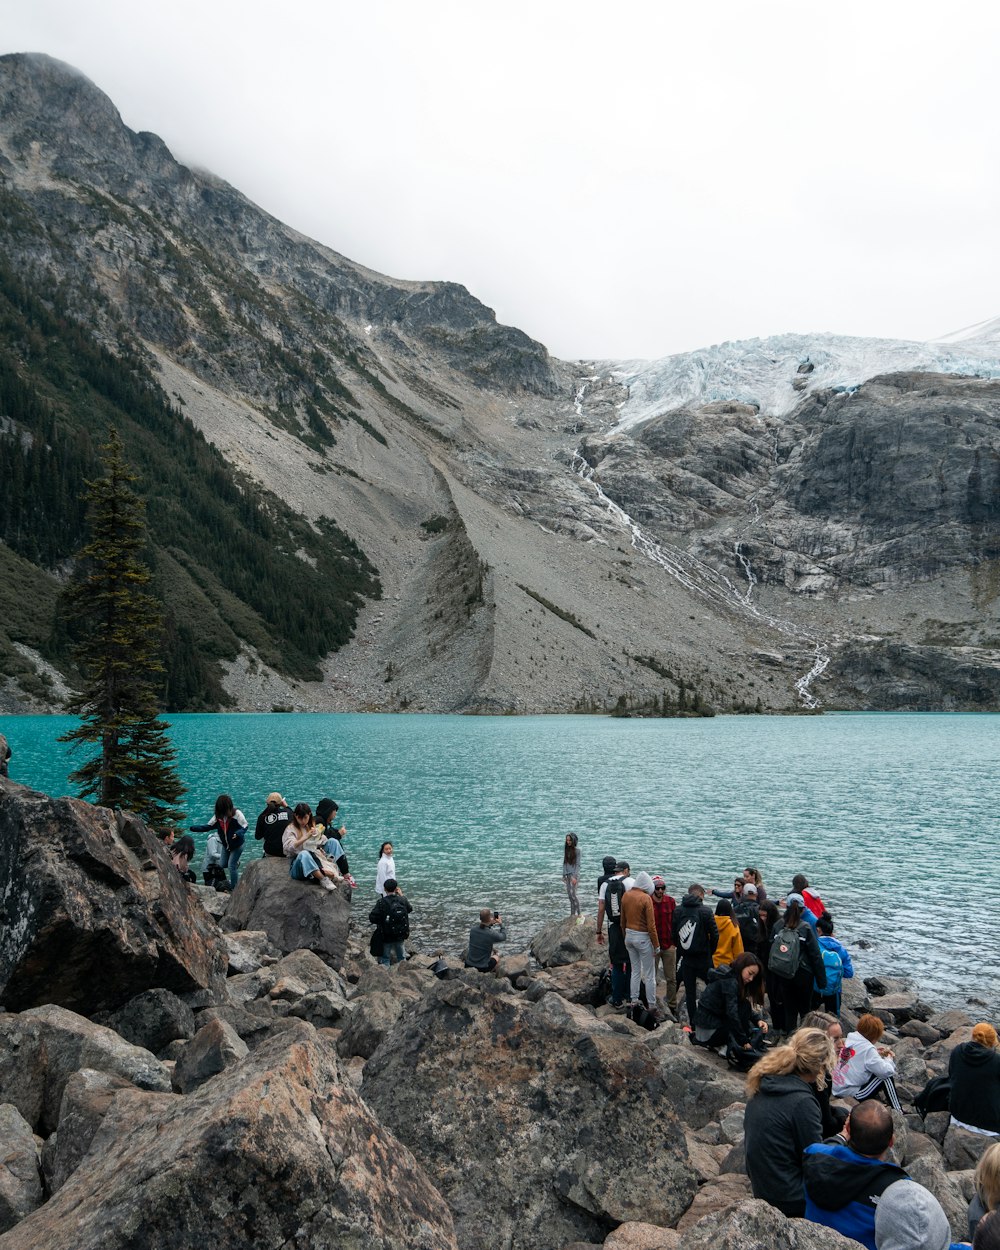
left=625, top=930, right=657, bottom=1006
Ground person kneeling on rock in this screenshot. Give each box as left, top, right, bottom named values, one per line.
left=466, top=909, right=506, bottom=973
left=282, top=803, right=338, bottom=892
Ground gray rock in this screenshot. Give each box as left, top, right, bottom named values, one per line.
left=0, top=1102, right=42, bottom=1233
left=657, top=1044, right=749, bottom=1130
left=675, top=1176, right=752, bottom=1231
left=171, top=1018, right=248, bottom=1093
left=927, top=1010, right=973, bottom=1036
left=924, top=1110, right=951, bottom=1144
left=362, top=978, right=698, bottom=1250
left=223, top=930, right=277, bottom=975
left=530, top=916, right=606, bottom=971
left=42, top=1069, right=135, bottom=1194
left=0, top=782, right=227, bottom=1014
left=288, top=989, right=354, bottom=1028
left=905, top=1155, right=969, bottom=1242
left=899, top=1129, right=943, bottom=1167
left=606, top=1222, right=682, bottom=1249
left=943, top=1123, right=996, bottom=1170
left=0, top=1004, right=171, bottom=1134
left=224, top=968, right=276, bottom=1004
left=677, top=1195, right=862, bottom=1248
left=221, top=857, right=351, bottom=969
left=270, top=948, right=349, bottom=995
left=900, top=1019, right=941, bottom=1045
left=337, top=990, right=415, bottom=1060
left=106, top=988, right=196, bottom=1054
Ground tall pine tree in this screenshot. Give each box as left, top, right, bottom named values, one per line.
left=59, top=429, right=185, bottom=823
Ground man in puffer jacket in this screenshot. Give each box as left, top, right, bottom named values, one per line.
left=672, top=884, right=719, bottom=1024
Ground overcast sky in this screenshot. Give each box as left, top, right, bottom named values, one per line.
left=3, top=0, right=999, bottom=360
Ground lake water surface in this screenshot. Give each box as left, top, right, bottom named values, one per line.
left=5, top=711, right=998, bottom=1016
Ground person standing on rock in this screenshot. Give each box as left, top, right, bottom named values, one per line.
left=375, top=842, right=396, bottom=897
left=743, top=1027, right=836, bottom=1217
left=744, top=867, right=767, bottom=902
left=651, top=876, right=678, bottom=1017
left=767, top=897, right=826, bottom=1038
left=255, top=792, right=293, bottom=858
left=368, top=879, right=412, bottom=967
left=283, top=803, right=338, bottom=892
left=596, top=860, right=632, bottom=1009
left=621, top=871, right=660, bottom=1017
left=673, top=884, right=719, bottom=1024
left=190, top=794, right=248, bottom=888
left=562, top=833, right=581, bottom=917
left=712, top=899, right=745, bottom=968
left=466, top=908, right=506, bottom=973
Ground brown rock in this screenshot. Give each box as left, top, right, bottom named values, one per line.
left=605, top=1223, right=682, bottom=1249
left=0, top=781, right=227, bottom=1014
left=675, top=1175, right=752, bottom=1231
left=221, top=856, right=351, bottom=968
left=41, top=1069, right=135, bottom=1194
left=0, top=1103, right=42, bottom=1234
left=0, top=1021, right=457, bottom=1250
left=222, top=929, right=276, bottom=975
left=362, top=980, right=698, bottom=1250
left=0, top=1004, right=170, bottom=1134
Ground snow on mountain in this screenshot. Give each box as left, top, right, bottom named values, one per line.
left=605, top=328, right=1000, bottom=432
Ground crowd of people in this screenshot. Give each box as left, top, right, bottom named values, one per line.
left=586, top=846, right=1000, bottom=1250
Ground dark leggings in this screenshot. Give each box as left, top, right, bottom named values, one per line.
left=679, top=954, right=711, bottom=1022
left=768, top=969, right=813, bottom=1033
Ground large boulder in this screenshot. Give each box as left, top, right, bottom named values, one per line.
left=40, top=1069, right=135, bottom=1195
left=105, top=988, right=196, bottom=1054
left=221, top=856, right=351, bottom=968
left=171, top=1018, right=249, bottom=1093
left=677, top=1197, right=864, bottom=1248
left=0, top=1103, right=42, bottom=1234
left=657, top=1044, right=749, bottom=1130
left=530, top=915, right=605, bottom=970
left=0, top=780, right=227, bottom=1014
left=362, top=979, right=698, bottom=1250
left=0, top=1020, right=457, bottom=1250
left=0, top=1004, right=171, bottom=1134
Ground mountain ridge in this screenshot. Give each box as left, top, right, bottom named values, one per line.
left=2, top=52, right=1000, bottom=715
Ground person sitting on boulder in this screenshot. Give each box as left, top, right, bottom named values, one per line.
left=801, top=1010, right=849, bottom=1138
left=874, top=1177, right=971, bottom=1250
left=171, top=834, right=197, bottom=883
left=157, top=827, right=177, bottom=847
left=255, top=792, right=293, bottom=857
left=368, top=879, right=412, bottom=967
left=950, top=1023, right=1000, bottom=1138
left=466, top=908, right=506, bottom=973
left=970, top=1143, right=1000, bottom=1240
left=803, top=1101, right=909, bottom=1250
left=282, top=803, right=338, bottom=892
left=832, top=1013, right=903, bottom=1112
left=315, top=798, right=356, bottom=887
left=693, top=952, right=768, bottom=1064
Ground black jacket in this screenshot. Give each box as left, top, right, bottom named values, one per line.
left=369, top=893, right=412, bottom=941
left=695, top=966, right=762, bottom=1046
left=254, top=804, right=292, bottom=857
left=673, top=894, right=719, bottom=959
left=744, top=1074, right=823, bottom=1215
left=949, top=1041, right=1000, bottom=1134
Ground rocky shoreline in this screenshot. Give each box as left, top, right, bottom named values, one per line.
left=0, top=774, right=992, bottom=1249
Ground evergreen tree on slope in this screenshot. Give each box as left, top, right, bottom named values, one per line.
left=59, top=429, right=185, bottom=823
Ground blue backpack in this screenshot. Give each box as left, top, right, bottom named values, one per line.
left=817, top=944, right=844, bottom=998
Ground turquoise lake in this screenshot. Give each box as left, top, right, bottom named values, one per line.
left=4, top=711, right=998, bottom=1016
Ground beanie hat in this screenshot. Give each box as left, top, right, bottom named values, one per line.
left=633, top=871, right=655, bottom=895
left=602, top=855, right=618, bottom=873
left=874, top=1179, right=950, bottom=1250
left=973, top=1022, right=998, bottom=1048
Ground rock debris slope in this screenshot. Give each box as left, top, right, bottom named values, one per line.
left=2, top=52, right=1000, bottom=712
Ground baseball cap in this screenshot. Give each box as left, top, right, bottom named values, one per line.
left=266, top=791, right=285, bottom=806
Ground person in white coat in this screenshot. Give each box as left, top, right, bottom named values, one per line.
left=832, top=1012, right=902, bottom=1111
left=375, top=841, right=396, bottom=897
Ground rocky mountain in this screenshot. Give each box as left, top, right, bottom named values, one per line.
left=2, top=52, right=1000, bottom=714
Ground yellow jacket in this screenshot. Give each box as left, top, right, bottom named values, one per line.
left=713, top=915, right=744, bottom=968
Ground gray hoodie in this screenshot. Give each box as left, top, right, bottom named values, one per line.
left=874, top=1179, right=952, bottom=1250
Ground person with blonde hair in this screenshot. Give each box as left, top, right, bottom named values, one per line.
left=970, top=1142, right=1000, bottom=1240
left=832, top=1013, right=903, bottom=1111
left=950, top=1022, right=1000, bottom=1138
left=743, top=1027, right=837, bottom=1216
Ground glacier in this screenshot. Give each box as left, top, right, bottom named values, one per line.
left=604, top=324, right=1000, bottom=431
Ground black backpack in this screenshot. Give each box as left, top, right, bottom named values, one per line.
left=381, top=896, right=410, bottom=941
left=605, top=877, right=626, bottom=926
left=734, top=898, right=760, bottom=947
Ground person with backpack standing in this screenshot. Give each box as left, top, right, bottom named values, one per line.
left=673, top=884, right=719, bottom=1025
left=736, top=883, right=764, bottom=956
left=368, top=879, right=412, bottom=967
left=621, top=871, right=661, bottom=1020
left=596, top=860, right=632, bottom=1009
left=767, top=897, right=826, bottom=1038
left=651, top=876, right=678, bottom=1018
left=814, top=913, right=854, bottom=1016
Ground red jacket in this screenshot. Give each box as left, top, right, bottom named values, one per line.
left=652, top=893, right=675, bottom=949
